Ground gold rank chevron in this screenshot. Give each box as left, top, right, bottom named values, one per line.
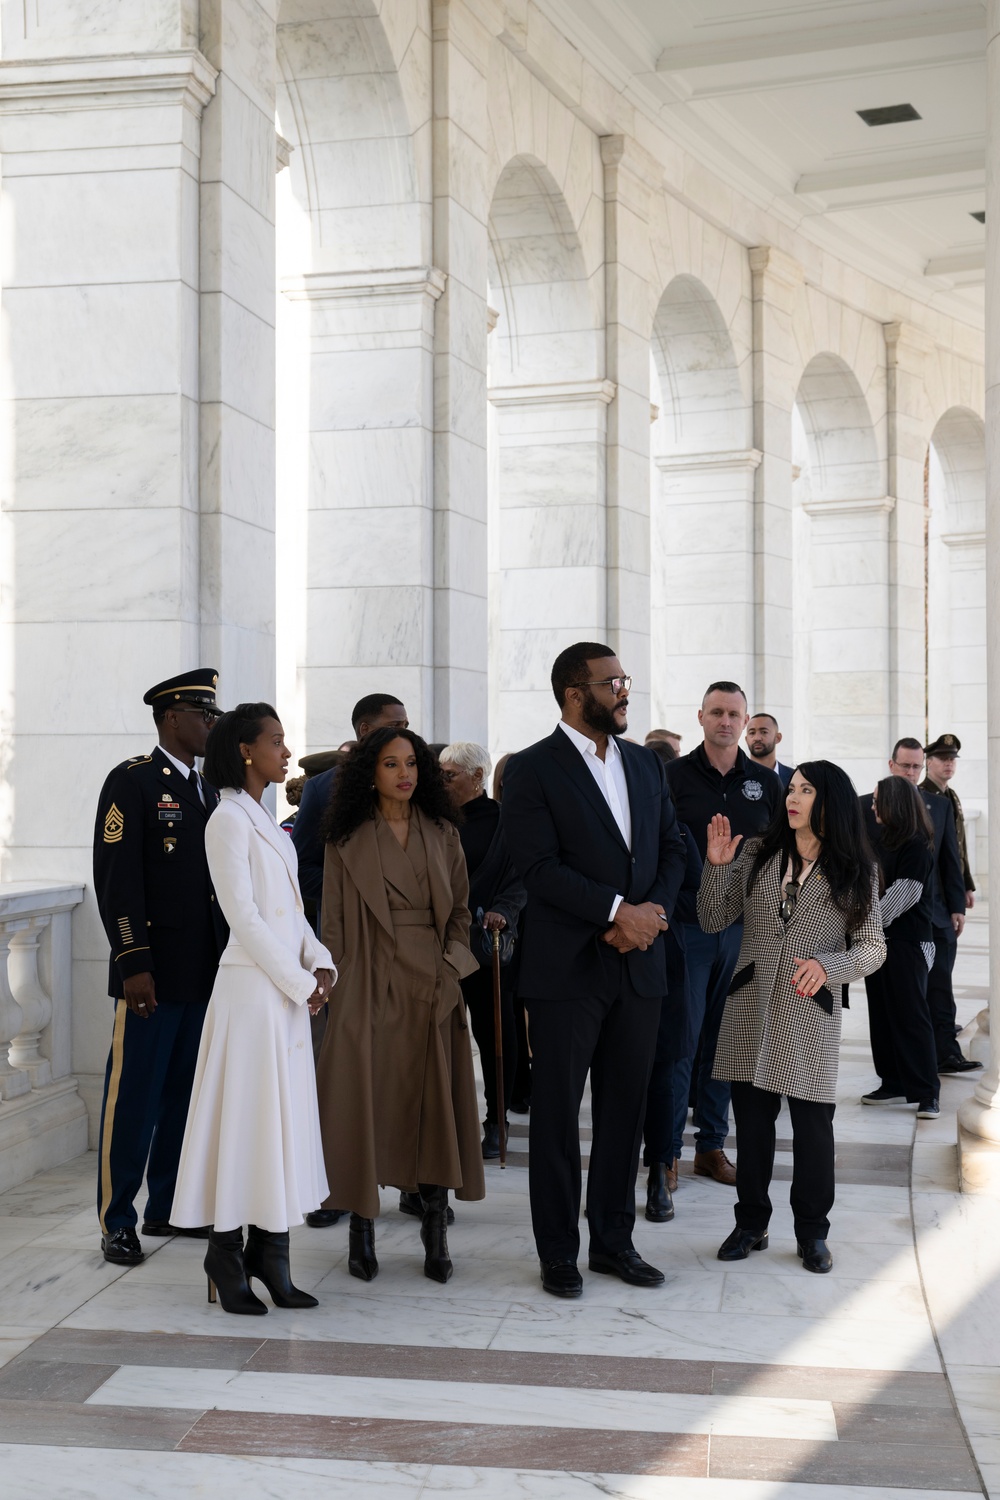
left=104, top=804, right=124, bottom=843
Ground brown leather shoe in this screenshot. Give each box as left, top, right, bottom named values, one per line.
left=693, top=1149, right=736, bottom=1186
left=666, top=1158, right=679, bottom=1193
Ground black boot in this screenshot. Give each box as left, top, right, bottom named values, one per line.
left=244, top=1225, right=318, bottom=1308
left=348, top=1213, right=378, bottom=1281
left=645, top=1162, right=675, bottom=1223
left=204, top=1227, right=267, bottom=1315
left=419, top=1184, right=453, bottom=1283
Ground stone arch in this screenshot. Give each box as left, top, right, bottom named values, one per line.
left=928, top=407, right=987, bottom=814
left=485, top=153, right=606, bottom=755
left=792, top=353, right=889, bottom=784
left=274, top=0, right=435, bottom=759
left=649, top=274, right=754, bottom=735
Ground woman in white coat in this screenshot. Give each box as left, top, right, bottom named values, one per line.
left=171, top=703, right=336, bottom=1315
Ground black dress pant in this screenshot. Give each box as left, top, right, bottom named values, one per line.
left=865, top=939, right=938, bottom=1101
left=527, top=969, right=660, bottom=1262
left=927, top=922, right=962, bottom=1066
left=730, top=1080, right=836, bottom=1241
left=462, top=962, right=517, bottom=1123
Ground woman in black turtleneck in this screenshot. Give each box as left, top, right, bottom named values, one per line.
left=440, top=743, right=526, bottom=1159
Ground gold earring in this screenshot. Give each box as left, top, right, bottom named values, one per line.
left=244, top=757, right=253, bottom=765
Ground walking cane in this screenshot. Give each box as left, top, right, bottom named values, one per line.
left=492, top=927, right=506, bottom=1168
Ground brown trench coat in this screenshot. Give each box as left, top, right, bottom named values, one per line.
left=316, top=807, right=486, bottom=1217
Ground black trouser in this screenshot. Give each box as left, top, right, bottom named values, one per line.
left=865, top=938, right=938, bottom=1101
left=643, top=991, right=682, bottom=1165
left=730, top=1081, right=836, bottom=1241
left=96, top=997, right=208, bottom=1231
left=927, top=922, right=962, bottom=1065
left=510, top=993, right=531, bottom=1105
left=526, top=973, right=660, bottom=1262
left=462, top=963, right=517, bottom=1124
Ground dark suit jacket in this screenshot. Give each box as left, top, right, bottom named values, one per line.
left=501, top=730, right=687, bottom=1000
left=861, top=790, right=964, bottom=929
left=291, top=766, right=336, bottom=907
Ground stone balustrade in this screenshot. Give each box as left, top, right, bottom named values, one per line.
left=0, top=883, right=89, bottom=1193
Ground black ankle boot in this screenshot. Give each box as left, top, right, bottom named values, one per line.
left=419, top=1184, right=453, bottom=1283
left=348, top=1213, right=378, bottom=1281
left=244, top=1225, right=318, bottom=1308
left=645, top=1162, right=675, bottom=1223
left=204, top=1227, right=268, bottom=1315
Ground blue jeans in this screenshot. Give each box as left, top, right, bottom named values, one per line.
left=669, top=922, right=742, bottom=1157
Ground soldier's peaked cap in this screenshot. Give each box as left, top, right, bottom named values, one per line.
left=143, top=669, right=222, bottom=715
left=925, top=732, right=961, bottom=757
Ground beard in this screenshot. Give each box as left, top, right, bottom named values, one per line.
left=581, top=689, right=626, bottom=736
left=748, top=742, right=772, bottom=759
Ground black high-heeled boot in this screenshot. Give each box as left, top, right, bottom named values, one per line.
left=244, top=1225, right=318, bottom=1308
left=204, top=1227, right=268, bottom=1315
left=348, top=1213, right=378, bottom=1281
left=419, top=1184, right=453, bottom=1283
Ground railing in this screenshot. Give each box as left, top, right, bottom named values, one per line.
left=0, top=882, right=88, bottom=1190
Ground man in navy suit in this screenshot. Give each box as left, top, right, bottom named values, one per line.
left=502, top=643, right=687, bottom=1297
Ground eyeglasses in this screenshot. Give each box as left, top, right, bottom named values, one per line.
left=779, top=881, right=800, bottom=923
left=575, top=676, right=632, bottom=696
left=171, top=706, right=217, bottom=725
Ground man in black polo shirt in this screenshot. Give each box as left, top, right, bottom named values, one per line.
left=664, top=682, right=783, bottom=1193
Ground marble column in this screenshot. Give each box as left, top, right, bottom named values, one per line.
left=652, top=448, right=760, bottom=734
left=431, top=0, right=499, bottom=741
left=885, top=321, right=933, bottom=741
left=280, top=268, right=445, bottom=747
left=798, top=495, right=895, bottom=788
left=488, top=379, right=615, bottom=751
left=602, top=135, right=660, bottom=733
left=750, top=246, right=803, bottom=722
left=957, top=0, right=1000, bottom=1184
left=199, top=0, right=278, bottom=699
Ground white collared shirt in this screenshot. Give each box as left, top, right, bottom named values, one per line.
left=558, top=720, right=631, bottom=920
left=158, top=746, right=205, bottom=806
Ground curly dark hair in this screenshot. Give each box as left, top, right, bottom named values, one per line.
left=747, top=759, right=876, bottom=931
left=322, top=727, right=456, bottom=844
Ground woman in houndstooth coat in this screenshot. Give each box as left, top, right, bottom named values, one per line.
left=698, top=760, right=885, bottom=1275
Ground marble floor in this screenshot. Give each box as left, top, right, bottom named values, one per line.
left=0, top=912, right=996, bottom=1498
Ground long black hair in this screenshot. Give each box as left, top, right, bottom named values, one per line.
left=874, top=775, right=935, bottom=852
left=203, top=702, right=279, bottom=790
left=322, top=727, right=456, bottom=844
left=747, top=759, right=875, bottom=929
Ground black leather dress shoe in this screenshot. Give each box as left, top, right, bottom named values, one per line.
left=939, top=1057, right=982, bottom=1074
left=540, top=1260, right=583, bottom=1297
left=717, top=1226, right=768, bottom=1260
left=141, top=1221, right=210, bottom=1238
left=588, top=1249, right=665, bottom=1286
left=102, top=1227, right=144, bottom=1264
left=797, top=1238, right=833, bottom=1273
left=305, top=1209, right=347, bottom=1228
left=399, top=1190, right=454, bottom=1224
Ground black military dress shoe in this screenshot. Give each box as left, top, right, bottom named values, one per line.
left=399, top=1190, right=454, bottom=1224
left=102, top=1227, right=144, bottom=1264
left=540, top=1260, right=583, bottom=1298
left=588, top=1249, right=665, bottom=1286
left=717, top=1226, right=769, bottom=1260
left=141, top=1221, right=210, bottom=1238
left=797, top=1238, right=833, bottom=1273
left=305, top=1209, right=347, bottom=1228
left=939, top=1057, right=982, bottom=1074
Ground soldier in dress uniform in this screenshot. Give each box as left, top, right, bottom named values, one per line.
left=93, top=670, right=229, bottom=1264
left=922, top=734, right=976, bottom=909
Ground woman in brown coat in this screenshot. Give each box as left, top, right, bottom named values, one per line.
left=315, top=728, right=485, bottom=1284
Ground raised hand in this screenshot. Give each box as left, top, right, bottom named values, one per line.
left=706, top=814, right=743, bottom=866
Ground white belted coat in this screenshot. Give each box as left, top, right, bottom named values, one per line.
left=171, top=788, right=336, bottom=1231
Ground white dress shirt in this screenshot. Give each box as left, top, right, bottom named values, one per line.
left=558, top=720, right=631, bottom=920
left=159, top=746, right=206, bottom=806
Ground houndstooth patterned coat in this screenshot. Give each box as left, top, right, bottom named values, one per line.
left=698, top=842, right=885, bottom=1102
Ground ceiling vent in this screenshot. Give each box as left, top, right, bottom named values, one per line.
left=857, top=103, right=921, bottom=127
left=971, top=210, right=986, bottom=224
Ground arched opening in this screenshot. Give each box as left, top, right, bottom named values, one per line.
left=274, top=0, right=431, bottom=758
left=486, top=155, right=604, bottom=755
left=792, top=353, right=888, bottom=786
left=649, top=275, right=752, bottom=742
left=928, top=409, right=987, bottom=842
